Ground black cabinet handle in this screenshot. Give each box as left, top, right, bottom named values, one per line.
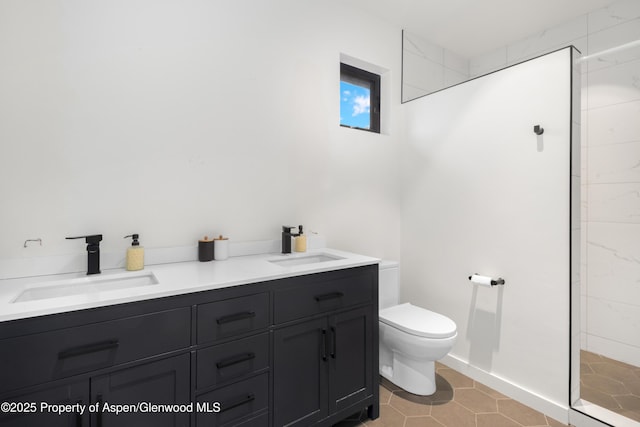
left=75, top=400, right=83, bottom=427
left=95, top=395, right=103, bottom=427
left=216, top=352, right=256, bottom=369
left=330, top=326, right=337, bottom=359
left=58, top=339, right=119, bottom=359
left=314, top=292, right=344, bottom=302
left=321, top=329, right=327, bottom=361
left=220, top=393, right=255, bottom=413
left=216, top=311, right=256, bottom=324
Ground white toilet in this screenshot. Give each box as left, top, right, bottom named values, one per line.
left=378, top=261, right=457, bottom=396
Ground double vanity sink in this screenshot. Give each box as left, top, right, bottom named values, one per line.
left=0, top=248, right=380, bottom=427
left=0, top=249, right=361, bottom=321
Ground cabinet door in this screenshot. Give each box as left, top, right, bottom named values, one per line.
left=0, top=380, right=88, bottom=427
left=328, top=306, right=374, bottom=414
left=91, top=354, right=190, bottom=427
left=273, top=318, right=328, bottom=427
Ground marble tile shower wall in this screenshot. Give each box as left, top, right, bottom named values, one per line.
left=468, top=0, right=640, bottom=366
left=402, top=32, right=470, bottom=101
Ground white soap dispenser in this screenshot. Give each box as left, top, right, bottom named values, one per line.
left=124, top=234, right=144, bottom=271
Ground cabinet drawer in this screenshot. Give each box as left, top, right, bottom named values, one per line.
left=197, top=293, right=269, bottom=343
left=197, top=332, right=269, bottom=390
left=0, top=307, right=190, bottom=394
left=274, top=271, right=374, bottom=324
left=196, top=373, right=268, bottom=427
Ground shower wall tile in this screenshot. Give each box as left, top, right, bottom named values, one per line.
left=588, top=141, right=640, bottom=183
left=587, top=296, right=640, bottom=347
left=588, top=182, right=640, bottom=223
left=581, top=142, right=587, bottom=178
left=572, top=176, right=581, bottom=230
left=587, top=18, right=640, bottom=72
left=444, top=49, right=469, bottom=76
left=506, top=15, right=588, bottom=64
left=444, top=68, right=468, bottom=88
left=469, top=46, right=506, bottom=77
left=402, top=84, right=428, bottom=102
left=587, top=222, right=640, bottom=303
left=586, top=333, right=640, bottom=367
left=588, top=0, right=640, bottom=36
left=572, top=122, right=581, bottom=177
left=404, top=31, right=443, bottom=63
left=586, top=58, right=640, bottom=109
left=403, top=51, right=445, bottom=95
left=587, top=296, right=640, bottom=361
left=587, top=99, right=640, bottom=146
left=402, top=32, right=470, bottom=101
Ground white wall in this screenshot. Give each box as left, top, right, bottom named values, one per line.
left=0, top=0, right=402, bottom=274
left=469, top=0, right=640, bottom=369
left=401, top=48, right=575, bottom=417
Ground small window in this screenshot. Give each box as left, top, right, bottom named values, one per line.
left=340, top=63, right=380, bottom=133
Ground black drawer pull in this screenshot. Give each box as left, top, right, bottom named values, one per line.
left=220, top=393, right=255, bottom=413
left=216, top=311, right=256, bottom=324
left=331, top=326, right=337, bottom=359
left=58, top=339, right=119, bottom=359
left=321, top=329, right=327, bottom=361
left=314, top=292, right=344, bottom=302
left=216, top=352, right=256, bottom=369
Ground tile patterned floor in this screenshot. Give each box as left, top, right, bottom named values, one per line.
left=581, top=350, right=640, bottom=423
left=335, top=363, right=570, bottom=427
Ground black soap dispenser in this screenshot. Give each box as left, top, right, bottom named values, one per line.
left=124, top=234, right=144, bottom=271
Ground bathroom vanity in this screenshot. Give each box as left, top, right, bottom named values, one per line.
left=0, top=250, right=379, bottom=427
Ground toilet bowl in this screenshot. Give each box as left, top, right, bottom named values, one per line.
left=378, top=262, right=457, bottom=396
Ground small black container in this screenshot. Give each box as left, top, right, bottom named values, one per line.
left=198, top=238, right=214, bottom=262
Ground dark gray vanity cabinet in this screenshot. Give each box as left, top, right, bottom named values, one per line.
left=0, top=380, right=89, bottom=427
left=195, top=292, right=271, bottom=426
left=272, top=266, right=378, bottom=427
left=0, top=264, right=379, bottom=427
left=91, top=354, right=191, bottom=427
left=0, top=305, right=192, bottom=427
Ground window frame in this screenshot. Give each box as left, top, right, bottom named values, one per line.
left=340, top=63, right=381, bottom=133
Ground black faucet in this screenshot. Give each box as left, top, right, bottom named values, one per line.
left=281, top=226, right=300, bottom=254
left=66, top=234, right=103, bottom=275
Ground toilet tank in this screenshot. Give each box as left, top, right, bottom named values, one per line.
left=379, top=260, right=399, bottom=309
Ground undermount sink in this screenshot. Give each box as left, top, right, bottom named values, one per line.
left=268, top=253, right=345, bottom=267
left=12, top=271, right=159, bottom=303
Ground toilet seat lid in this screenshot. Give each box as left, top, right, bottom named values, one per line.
left=380, top=303, right=457, bottom=339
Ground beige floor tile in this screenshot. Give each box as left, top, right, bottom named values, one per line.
left=379, top=384, right=393, bottom=405
left=614, top=395, right=640, bottom=413
left=364, top=404, right=405, bottom=427
left=581, top=350, right=603, bottom=364
left=389, top=391, right=432, bottom=417
left=497, top=399, right=548, bottom=426
left=546, top=415, right=569, bottom=427
left=581, top=373, right=628, bottom=395
left=581, top=384, right=622, bottom=410
left=477, top=413, right=522, bottom=427
left=454, top=388, right=498, bottom=413
left=430, top=401, right=476, bottom=427
left=475, top=382, right=508, bottom=399
left=404, top=416, right=446, bottom=427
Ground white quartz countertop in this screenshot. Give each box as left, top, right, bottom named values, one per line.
left=0, top=248, right=379, bottom=322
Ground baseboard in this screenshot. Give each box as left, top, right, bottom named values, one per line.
left=440, top=354, right=570, bottom=424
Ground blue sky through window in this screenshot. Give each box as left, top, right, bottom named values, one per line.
left=340, top=81, right=370, bottom=129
